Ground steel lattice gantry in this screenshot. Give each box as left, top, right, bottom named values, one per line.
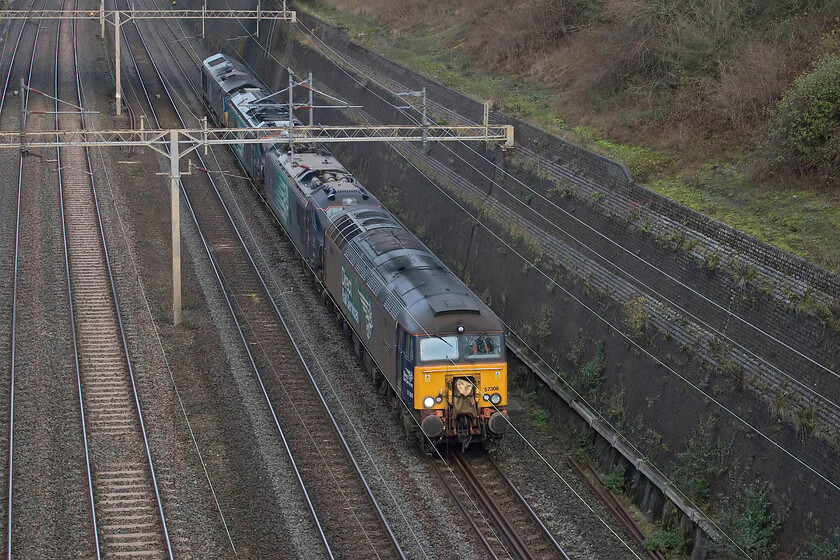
left=2, top=123, right=514, bottom=324
left=0, top=6, right=296, bottom=114
left=0, top=124, right=514, bottom=150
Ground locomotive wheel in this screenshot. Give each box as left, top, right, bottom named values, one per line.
left=402, top=412, right=417, bottom=438
left=417, top=433, right=436, bottom=455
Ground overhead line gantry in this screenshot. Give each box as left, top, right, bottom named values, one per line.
left=0, top=4, right=296, bottom=115
left=1, top=8, right=514, bottom=324
left=3, top=121, right=514, bottom=324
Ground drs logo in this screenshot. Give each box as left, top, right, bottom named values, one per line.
left=341, top=266, right=360, bottom=324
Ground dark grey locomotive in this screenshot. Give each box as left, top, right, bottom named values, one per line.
left=202, top=53, right=509, bottom=449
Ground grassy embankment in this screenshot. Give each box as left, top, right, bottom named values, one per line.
left=295, top=0, right=840, bottom=272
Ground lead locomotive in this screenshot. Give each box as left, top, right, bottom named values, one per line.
left=201, top=53, right=509, bottom=450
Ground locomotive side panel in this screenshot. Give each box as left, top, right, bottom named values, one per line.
left=323, top=238, right=400, bottom=391
left=264, top=153, right=314, bottom=258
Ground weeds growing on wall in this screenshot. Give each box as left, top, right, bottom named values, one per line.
left=794, top=529, right=840, bottom=559
left=710, top=479, right=785, bottom=560
left=674, top=416, right=732, bottom=504
left=580, top=340, right=605, bottom=395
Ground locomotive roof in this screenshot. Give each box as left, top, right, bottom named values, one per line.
left=330, top=208, right=503, bottom=335
left=204, top=54, right=292, bottom=128
left=267, top=148, right=378, bottom=215
left=203, top=54, right=266, bottom=96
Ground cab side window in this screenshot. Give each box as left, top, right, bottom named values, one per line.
left=402, top=330, right=415, bottom=362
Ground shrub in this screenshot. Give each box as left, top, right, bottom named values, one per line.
left=766, top=55, right=840, bottom=172
left=710, top=480, right=784, bottom=560
left=674, top=416, right=731, bottom=503
left=530, top=408, right=550, bottom=429
left=603, top=464, right=626, bottom=492
left=795, top=529, right=840, bottom=559
left=644, top=528, right=683, bottom=552
left=580, top=340, right=605, bottom=392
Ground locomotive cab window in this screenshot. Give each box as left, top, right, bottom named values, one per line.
left=401, top=330, right=415, bottom=362
left=419, top=336, right=458, bottom=362
left=464, top=334, right=502, bottom=359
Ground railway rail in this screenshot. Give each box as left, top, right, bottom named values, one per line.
left=0, top=4, right=654, bottom=557
left=3, top=0, right=172, bottom=555
left=433, top=449, right=570, bottom=560
left=57, top=0, right=172, bottom=555
left=114, top=3, right=406, bottom=556
left=567, top=458, right=665, bottom=560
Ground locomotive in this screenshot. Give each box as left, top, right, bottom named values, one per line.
left=201, top=53, right=509, bottom=450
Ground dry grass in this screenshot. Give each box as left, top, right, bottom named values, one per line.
left=300, top=0, right=840, bottom=268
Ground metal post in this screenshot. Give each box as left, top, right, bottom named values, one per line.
left=19, top=78, right=25, bottom=151
left=288, top=69, right=294, bottom=157
left=202, top=116, right=208, bottom=155
left=99, top=0, right=105, bottom=37
left=202, top=0, right=206, bottom=38
left=421, top=86, right=427, bottom=151
left=256, top=0, right=260, bottom=38
left=484, top=100, right=490, bottom=148
left=308, top=73, right=313, bottom=126
left=170, top=130, right=181, bottom=326
left=115, top=10, right=122, bottom=116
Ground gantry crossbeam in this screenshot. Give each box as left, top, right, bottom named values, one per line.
left=1, top=124, right=515, bottom=152
left=0, top=8, right=296, bottom=114
left=0, top=9, right=296, bottom=21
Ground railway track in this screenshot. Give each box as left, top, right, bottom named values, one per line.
left=0, top=0, right=172, bottom=558
left=3, top=0, right=100, bottom=555
left=0, top=1, right=36, bottom=550
left=113, top=4, right=405, bottom=557
left=433, top=449, right=570, bottom=560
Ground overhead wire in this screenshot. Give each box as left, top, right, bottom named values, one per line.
left=137, top=5, right=422, bottom=557
left=277, top=17, right=840, bottom=556
left=289, top=18, right=840, bottom=497
left=214, top=18, right=651, bottom=560
left=160, top=6, right=834, bottom=558
left=199, top=11, right=560, bottom=559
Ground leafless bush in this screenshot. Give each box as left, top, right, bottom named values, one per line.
left=462, top=0, right=594, bottom=71
left=704, top=42, right=787, bottom=131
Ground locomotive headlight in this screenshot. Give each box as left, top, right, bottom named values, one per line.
left=435, top=395, right=443, bottom=403
left=423, top=396, right=435, bottom=408
left=482, top=393, right=490, bottom=401
left=490, top=393, right=502, bottom=405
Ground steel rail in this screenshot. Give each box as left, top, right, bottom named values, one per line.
left=488, top=454, right=571, bottom=560
left=452, top=452, right=535, bottom=560
left=5, top=0, right=45, bottom=553
left=122, top=4, right=405, bottom=556
left=56, top=1, right=99, bottom=556
left=429, top=457, right=501, bottom=560
left=567, top=458, right=664, bottom=560
left=112, top=5, right=336, bottom=556
left=56, top=1, right=172, bottom=555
